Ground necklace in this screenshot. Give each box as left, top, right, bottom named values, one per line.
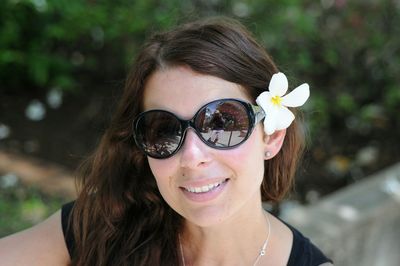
left=179, top=213, right=271, bottom=266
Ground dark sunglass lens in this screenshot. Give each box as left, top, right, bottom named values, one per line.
left=135, top=111, right=182, bottom=158
left=196, top=101, right=250, bottom=148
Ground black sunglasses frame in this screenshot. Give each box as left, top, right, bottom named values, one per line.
left=133, top=98, right=265, bottom=159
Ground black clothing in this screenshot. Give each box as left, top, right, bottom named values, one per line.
left=61, top=201, right=76, bottom=258
left=285, top=223, right=332, bottom=266
left=61, top=202, right=332, bottom=265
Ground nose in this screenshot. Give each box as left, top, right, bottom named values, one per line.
left=179, top=129, right=212, bottom=168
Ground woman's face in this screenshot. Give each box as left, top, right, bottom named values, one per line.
left=143, top=66, right=267, bottom=227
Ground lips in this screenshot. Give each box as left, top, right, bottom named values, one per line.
left=180, top=178, right=229, bottom=202
left=182, top=178, right=228, bottom=193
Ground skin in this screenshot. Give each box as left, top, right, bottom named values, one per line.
left=144, top=66, right=293, bottom=265
left=0, top=210, right=70, bottom=265
left=144, top=66, right=266, bottom=227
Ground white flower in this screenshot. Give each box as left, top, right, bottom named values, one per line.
left=256, top=72, right=310, bottom=135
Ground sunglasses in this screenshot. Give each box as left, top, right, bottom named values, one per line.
left=133, top=98, right=265, bottom=159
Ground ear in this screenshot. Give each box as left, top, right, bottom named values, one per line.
left=263, top=129, right=286, bottom=160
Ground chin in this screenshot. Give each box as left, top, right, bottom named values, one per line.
left=179, top=204, right=234, bottom=228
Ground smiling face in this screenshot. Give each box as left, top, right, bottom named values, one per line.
left=143, top=66, right=267, bottom=227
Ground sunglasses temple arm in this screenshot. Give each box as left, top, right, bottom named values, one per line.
left=252, top=105, right=266, bottom=124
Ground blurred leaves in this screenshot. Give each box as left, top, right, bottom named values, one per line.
left=0, top=173, right=65, bottom=237
left=0, top=0, right=182, bottom=92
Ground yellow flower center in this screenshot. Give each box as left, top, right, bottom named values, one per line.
left=271, top=96, right=282, bottom=106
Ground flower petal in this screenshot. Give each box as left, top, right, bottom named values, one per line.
left=263, top=104, right=279, bottom=135
left=275, top=106, right=295, bottom=130
left=269, top=72, right=288, bottom=97
left=256, top=91, right=272, bottom=110
left=281, top=83, right=310, bottom=107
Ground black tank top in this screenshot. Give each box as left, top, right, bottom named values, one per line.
left=61, top=202, right=332, bottom=265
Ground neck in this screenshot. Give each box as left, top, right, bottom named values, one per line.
left=180, top=207, right=271, bottom=266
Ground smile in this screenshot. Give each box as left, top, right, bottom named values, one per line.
left=183, top=179, right=229, bottom=193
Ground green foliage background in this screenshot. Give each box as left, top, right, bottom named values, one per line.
left=0, top=180, right=65, bottom=237
left=1, top=0, right=400, bottom=201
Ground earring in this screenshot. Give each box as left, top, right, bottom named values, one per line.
left=265, top=151, right=271, bottom=157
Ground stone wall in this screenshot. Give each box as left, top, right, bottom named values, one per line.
left=281, top=163, right=400, bottom=266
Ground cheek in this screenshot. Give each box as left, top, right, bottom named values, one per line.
left=147, top=158, right=176, bottom=188
left=224, top=128, right=265, bottom=179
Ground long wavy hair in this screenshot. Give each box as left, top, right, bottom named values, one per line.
left=70, top=17, right=305, bottom=265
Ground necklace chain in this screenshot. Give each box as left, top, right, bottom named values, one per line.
left=179, top=212, right=271, bottom=266
left=252, top=213, right=271, bottom=265
left=179, top=234, right=186, bottom=266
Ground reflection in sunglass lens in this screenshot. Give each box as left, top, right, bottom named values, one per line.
left=135, top=111, right=182, bottom=157
left=196, top=101, right=250, bottom=148
left=133, top=99, right=259, bottom=159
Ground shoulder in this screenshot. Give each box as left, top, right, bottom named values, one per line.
left=0, top=209, right=70, bottom=266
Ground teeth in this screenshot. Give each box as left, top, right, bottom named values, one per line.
left=185, top=181, right=223, bottom=193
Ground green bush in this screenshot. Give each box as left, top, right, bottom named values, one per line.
left=0, top=182, right=66, bottom=237
left=0, top=0, right=182, bottom=92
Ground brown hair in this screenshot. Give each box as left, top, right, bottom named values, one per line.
left=70, top=17, right=305, bottom=265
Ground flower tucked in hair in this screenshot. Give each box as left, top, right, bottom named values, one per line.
left=256, top=72, right=310, bottom=135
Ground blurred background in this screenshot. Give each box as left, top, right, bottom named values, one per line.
left=0, top=0, right=399, bottom=264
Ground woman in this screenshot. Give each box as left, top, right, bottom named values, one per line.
left=0, top=17, right=333, bottom=265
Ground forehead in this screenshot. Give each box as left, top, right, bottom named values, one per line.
left=143, top=66, right=251, bottom=118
